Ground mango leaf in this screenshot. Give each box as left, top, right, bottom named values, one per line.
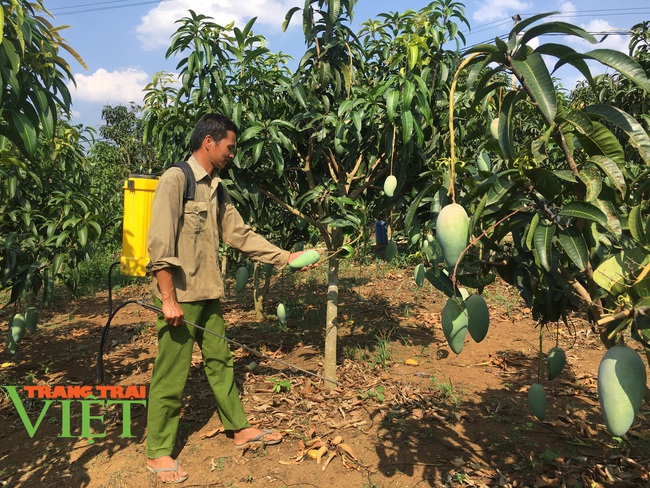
left=585, top=104, right=650, bottom=166
left=582, top=49, right=650, bottom=94
left=486, top=173, right=517, bottom=205
left=77, top=226, right=88, bottom=247
left=497, top=90, right=527, bottom=160
left=330, top=0, right=341, bottom=22
left=292, top=83, right=308, bottom=109
left=558, top=227, right=588, bottom=271
left=240, top=125, right=263, bottom=142
left=577, top=164, right=602, bottom=201
left=510, top=12, right=558, bottom=38
left=457, top=271, right=496, bottom=289
left=594, top=248, right=650, bottom=296
left=534, top=222, right=555, bottom=272
left=385, top=89, right=399, bottom=122
left=593, top=199, right=622, bottom=238
left=519, top=22, right=596, bottom=49
left=424, top=268, right=454, bottom=298
left=401, top=110, right=414, bottom=146
left=536, top=44, right=592, bottom=81
left=559, top=109, right=593, bottom=134
left=588, top=155, right=626, bottom=198
left=512, top=52, right=556, bottom=124
left=525, top=212, right=540, bottom=251
left=10, top=112, right=37, bottom=157
left=574, top=120, right=626, bottom=165
left=401, top=79, right=415, bottom=108
left=559, top=201, right=608, bottom=227
left=408, top=44, right=419, bottom=70
left=629, top=205, right=648, bottom=247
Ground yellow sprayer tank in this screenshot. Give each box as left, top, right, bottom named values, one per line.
left=120, top=175, right=159, bottom=276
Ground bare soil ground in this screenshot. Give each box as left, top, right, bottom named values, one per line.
left=1, top=263, right=650, bottom=488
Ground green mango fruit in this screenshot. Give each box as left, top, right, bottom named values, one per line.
left=546, top=347, right=566, bottom=380
left=490, top=117, right=499, bottom=139
left=235, top=266, right=249, bottom=293
left=6, top=333, right=17, bottom=354
left=441, top=297, right=468, bottom=354
left=385, top=240, right=398, bottom=262
left=414, top=264, right=425, bottom=287
left=25, top=306, right=38, bottom=333
left=383, top=175, right=397, bottom=197
left=598, top=345, right=647, bottom=437
left=436, top=203, right=469, bottom=268
left=528, top=383, right=547, bottom=420
left=289, top=249, right=320, bottom=269
left=11, top=314, right=26, bottom=343
left=466, top=294, right=489, bottom=343
left=277, top=303, right=286, bottom=324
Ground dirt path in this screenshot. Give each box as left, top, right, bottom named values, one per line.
left=1, top=268, right=649, bottom=487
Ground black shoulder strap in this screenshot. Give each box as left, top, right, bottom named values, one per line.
left=169, top=161, right=195, bottom=201
left=169, top=160, right=225, bottom=205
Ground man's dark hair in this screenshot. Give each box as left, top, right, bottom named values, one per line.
left=190, top=114, right=238, bottom=151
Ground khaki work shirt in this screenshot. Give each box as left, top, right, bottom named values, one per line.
left=147, top=156, right=290, bottom=302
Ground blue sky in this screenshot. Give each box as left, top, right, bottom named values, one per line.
left=50, top=0, right=650, bottom=130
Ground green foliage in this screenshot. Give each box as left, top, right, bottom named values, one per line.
left=0, top=0, right=85, bottom=157
left=1, top=119, right=103, bottom=303
left=267, top=377, right=292, bottom=393
left=0, top=2, right=106, bottom=304
left=406, top=12, right=650, bottom=353
left=141, top=1, right=471, bottom=384
left=359, top=386, right=385, bottom=403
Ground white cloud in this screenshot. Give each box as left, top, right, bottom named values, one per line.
left=574, top=19, right=630, bottom=53
left=555, top=2, right=577, bottom=23
left=472, top=0, right=533, bottom=23
left=69, top=68, right=150, bottom=105
left=136, top=0, right=302, bottom=51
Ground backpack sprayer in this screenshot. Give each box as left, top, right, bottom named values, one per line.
left=95, top=172, right=337, bottom=386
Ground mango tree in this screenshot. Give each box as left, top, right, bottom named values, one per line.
left=407, top=12, right=650, bottom=433
left=1, top=1, right=105, bottom=356
left=142, top=0, right=469, bottom=386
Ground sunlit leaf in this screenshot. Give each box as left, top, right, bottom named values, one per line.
left=593, top=199, right=622, bottom=238
left=578, top=164, right=602, bottom=201
left=559, top=201, right=608, bottom=227
left=574, top=121, right=626, bottom=165
left=585, top=104, right=650, bottom=166
left=512, top=52, right=556, bottom=123
left=594, top=248, right=650, bottom=295
left=583, top=49, right=650, bottom=94
left=589, top=155, right=626, bottom=198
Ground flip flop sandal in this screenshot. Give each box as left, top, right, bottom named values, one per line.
left=234, top=428, right=282, bottom=449
left=146, top=459, right=188, bottom=484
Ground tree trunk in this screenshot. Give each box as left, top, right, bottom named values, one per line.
left=252, top=264, right=272, bottom=320
left=323, top=228, right=343, bottom=388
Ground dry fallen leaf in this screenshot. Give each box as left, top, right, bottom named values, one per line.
left=200, top=427, right=224, bottom=439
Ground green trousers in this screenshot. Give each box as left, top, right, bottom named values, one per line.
left=146, top=298, right=250, bottom=459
